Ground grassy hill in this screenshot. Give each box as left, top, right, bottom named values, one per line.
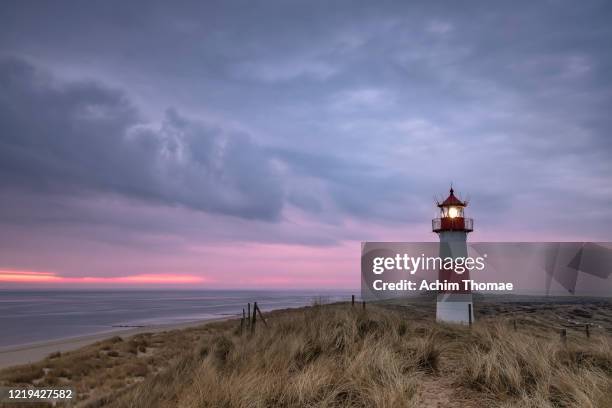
left=1, top=298, right=611, bottom=407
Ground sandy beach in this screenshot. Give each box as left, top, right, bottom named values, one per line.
left=0, top=317, right=226, bottom=369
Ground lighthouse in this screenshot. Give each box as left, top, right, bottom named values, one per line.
left=432, top=187, right=474, bottom=324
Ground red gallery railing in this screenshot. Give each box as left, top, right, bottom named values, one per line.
left=432, top=217, right=473, bottom=232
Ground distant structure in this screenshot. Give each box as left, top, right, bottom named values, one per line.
left=432, top=187, right=474, bottom=323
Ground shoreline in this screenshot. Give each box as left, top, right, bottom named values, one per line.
left=0, top=317, right=229, bottom=369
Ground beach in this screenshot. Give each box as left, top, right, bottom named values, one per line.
left=0, top=290, right=352, bottom=369
left=0, top=317, right=225, bottom=369
left=0, top=290, right=353, bottom=348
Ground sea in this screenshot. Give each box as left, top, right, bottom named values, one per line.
left=0, top=290, right=354, bottom=348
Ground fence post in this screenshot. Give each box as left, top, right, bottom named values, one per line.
left=560, top=328, right=567, bottom=343
left=251, top=301, right=257, bottom=334
left=352, top=294, right=355, bottom=307
left=241, top=308, right=245, bottom=334
left=513, top=319, right=517, bottom=331
left=247, top=303, right=251, bottom=329
left=585, top=324, right=590, bottom=338
left=468, top=304, right=472, bottom=327
left=256, top=303, right=268, bottom=328
left=362, top=301, right=366, bottom=310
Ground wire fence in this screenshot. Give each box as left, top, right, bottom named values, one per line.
left=236, top=295, right=611, bottom=341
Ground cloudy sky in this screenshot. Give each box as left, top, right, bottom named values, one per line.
left=1, top=1, right=611, bottom=288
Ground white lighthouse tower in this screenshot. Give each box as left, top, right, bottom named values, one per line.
left=432, top=187, right=474, bottom=324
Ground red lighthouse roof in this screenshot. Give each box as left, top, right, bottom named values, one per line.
left=438, top=187, right=466, bottom=207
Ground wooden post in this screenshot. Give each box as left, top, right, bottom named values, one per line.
left=241, top=308, right=245, bottom=334
left=247, top=303, right=251, bottom=329
left=513, top=320, right=517, bottom=331
left=251, top=301, right=257, bottom=334
left=351, top=294, right=355, bottom=306
left=585, top=324, right=590, bottom=338
left=256, top=303, right=268, bottom=328
left=560, top=328, right=567, bottom=343
left=468, top=304, right=472, bottom=327
left=362, top=301, right=366, bottom=310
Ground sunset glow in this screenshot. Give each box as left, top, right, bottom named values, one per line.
left=0, top=270, right=61, bottom=282
left=0, top=270, right=206, bottom=285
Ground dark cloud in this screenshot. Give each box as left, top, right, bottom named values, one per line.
left=0, top=0, right=611, bottom=256
left=0, top=57, right=283, bottom=220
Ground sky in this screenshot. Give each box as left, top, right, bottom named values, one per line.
left=0, top=1, right=611, bottom=289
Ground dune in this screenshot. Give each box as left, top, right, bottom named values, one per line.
left=1, top=298, right=611, bottom=407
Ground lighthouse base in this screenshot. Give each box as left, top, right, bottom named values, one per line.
left=436, top=294, right=474, bottom=324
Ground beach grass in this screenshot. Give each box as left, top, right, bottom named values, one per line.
left=1, top=298, right=611, bottom=407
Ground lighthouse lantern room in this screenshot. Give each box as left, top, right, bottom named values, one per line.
left=433, top=187, right=475, bottom=324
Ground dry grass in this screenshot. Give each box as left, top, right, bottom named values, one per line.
left=461, top=323, right=611, bottom=407
left=0, top=326, right=230, bottom=405
left=112, top=304, right=428, bottom=408
left=1, top=299, right=611, bottom=407
left=107, top=302, right=611, bottom=408
left=0, top=364, right=44, bottom=383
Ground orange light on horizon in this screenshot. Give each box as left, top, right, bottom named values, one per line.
left=0, top=270, right=206, bottom=284
left=0, top=270, right=61, bottom=282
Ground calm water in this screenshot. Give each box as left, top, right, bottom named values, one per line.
left=0, top=290, right=353, bottom=348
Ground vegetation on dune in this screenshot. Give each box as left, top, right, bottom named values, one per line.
left=1, top=300, right=611, bottom=407
left=109, top=303, right=611, bottom=408
left=0, top=330, right=206, bottom=405
left=462, top=323, right=611, bottom=407
left=113, top=305, right=429, bottom=408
